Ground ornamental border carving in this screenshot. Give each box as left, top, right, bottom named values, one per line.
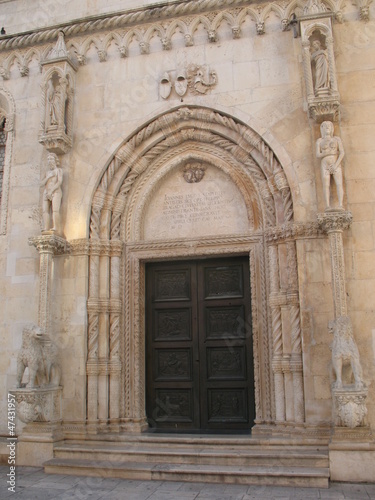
left=0, top=0, right=366, bottom=79
left=0, top=86, right=15, bottom=235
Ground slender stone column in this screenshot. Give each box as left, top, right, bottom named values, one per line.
left=87, top=241, right=100, bottom=428
left=268, top=244, right=285, bottom=422
left=317, top=211, right=352, bottom=318
left=109, top=241, right=123, bottom=425
left=286, top=241, right=305, bottom=423
left=29, top=234, right=70, bottom=334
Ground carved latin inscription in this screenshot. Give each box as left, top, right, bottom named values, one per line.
left=143, top=165, right=250, bottom=240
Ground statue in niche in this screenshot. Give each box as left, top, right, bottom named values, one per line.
left=329, top=316, right=364, bottom=390
left=40, top=152, right=63, bottom=232
left=311, top=39, right=330, bottom=95
left=46, top=79, right=58, bottom=128
left=316, top=121, right=344, bottom=210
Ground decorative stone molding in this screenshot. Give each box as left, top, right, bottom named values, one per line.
left=0, top=86, right=15, bottom=235
left=264, top=221, right=323, bottom=243
left=14, top=387, right=62, bottom=424
left=0, top=1, right=355, bottom=79
left=300, top=4, right=340, bottom=122
left=38, top=32, right=77, bottom=154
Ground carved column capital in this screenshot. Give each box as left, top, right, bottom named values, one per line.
left=29, top=234, right=71, bottom=255
left=317, top=211, right=353, bottom=234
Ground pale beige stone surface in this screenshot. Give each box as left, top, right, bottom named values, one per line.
left=0, top=0, right=374, bottom=484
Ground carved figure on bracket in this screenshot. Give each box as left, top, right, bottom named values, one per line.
left=316, top=121, right=344, bottom=211
left=40, top=152, right=63, bottom=233
left=311, top=39, right=330, bottom=96
left=16, top=325, right=61, bottom=389
left=329, top=316, right=364, bottom=390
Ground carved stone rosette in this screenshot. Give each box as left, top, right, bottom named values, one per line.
left=39, top=31, right=77, bottom=154
left=300, top=4, right=340, bottom=123
left=333, top=388, right=368, bottom=428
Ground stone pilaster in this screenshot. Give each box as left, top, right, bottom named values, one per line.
left=29, top=234, right=70, bottom=334
left=317, top=211, right=352, bottom=318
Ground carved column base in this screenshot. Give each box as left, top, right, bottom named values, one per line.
left=120, top=418, right=149, bottom=433
left=14, top=387, right=63, bottom=466
left=332, top=387, right=368, bottom=429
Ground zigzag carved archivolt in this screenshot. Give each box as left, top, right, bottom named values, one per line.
left=0, top=0, right=350, bottom=79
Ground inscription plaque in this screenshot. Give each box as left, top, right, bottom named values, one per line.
left=143, top=165, right=251, bottom=239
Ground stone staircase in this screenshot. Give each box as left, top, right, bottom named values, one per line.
left=44, top=434, right=330, bottom=488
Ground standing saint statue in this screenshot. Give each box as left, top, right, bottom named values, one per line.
left=316, top=121, right=345, bottom=211
left=46, top=79, right=58, bottom=128
left=311, top=40, right=330, bottom=95
left=40, top=153, right=63, bottom=232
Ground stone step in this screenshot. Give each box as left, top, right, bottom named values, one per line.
left=44, top=457, right=330, bottom=488
left=53, top=442, right=329, bottom=468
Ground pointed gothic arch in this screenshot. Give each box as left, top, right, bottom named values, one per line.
left=86, top=106, right=305, bottom=434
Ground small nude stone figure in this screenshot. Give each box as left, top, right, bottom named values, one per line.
left=316, top=121, right=344, bottom=210
left=40, top=152, right=63, bottom=232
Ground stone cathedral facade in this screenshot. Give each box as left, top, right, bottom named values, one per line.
left=0, top=0, right=374, bottom=486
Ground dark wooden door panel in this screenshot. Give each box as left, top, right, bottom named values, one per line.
left=146, top=257, right=254, bottom=432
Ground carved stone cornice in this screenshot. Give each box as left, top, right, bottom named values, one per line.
left=264, top=221, right=323, bottom=243
left=0, top=1, right=362, bottom=79
left=29, top=234, right=71, bottom=255
left=317, top=211, right=353, bottom=234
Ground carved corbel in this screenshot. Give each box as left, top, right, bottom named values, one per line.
left=39, top=31, right=77, bottom=154
left=354, top=0, right=372, bottom=21
left=299, top=1, right=340, bottom=122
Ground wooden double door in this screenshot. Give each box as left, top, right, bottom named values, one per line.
left=146, top=256, right=255, bottom=432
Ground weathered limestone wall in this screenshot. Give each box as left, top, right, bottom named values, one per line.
left=0, top=0, right=374, bottom=441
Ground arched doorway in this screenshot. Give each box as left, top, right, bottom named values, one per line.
left=86, top=106, right=304, bottom=434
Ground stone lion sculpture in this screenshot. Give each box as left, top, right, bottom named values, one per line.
left=329, top=316, right=364, bottom=390
left=16, top=325, right=61, bottom=388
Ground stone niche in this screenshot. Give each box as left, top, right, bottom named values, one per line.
left=143, top=162, right=251, bottom=240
